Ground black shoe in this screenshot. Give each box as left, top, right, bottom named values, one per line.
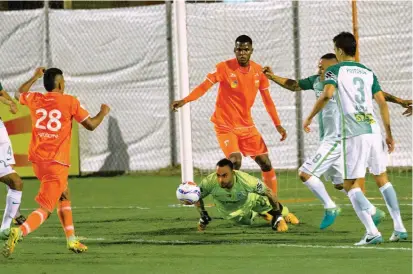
left=13, top=215, right=26, bottom=226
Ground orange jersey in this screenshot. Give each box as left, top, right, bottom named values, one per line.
left=19, top=92, right=89, bottom=166
left=184, top=58, right=280, bottom=129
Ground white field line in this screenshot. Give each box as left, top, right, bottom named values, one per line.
left=30, top=236, right=412, bottom=251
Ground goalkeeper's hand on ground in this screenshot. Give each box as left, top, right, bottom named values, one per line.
left=197, top=210, right=211, bottom=231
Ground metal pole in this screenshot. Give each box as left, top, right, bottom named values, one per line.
left=166, top=0, right=177, bottom=167
left=292, top=0, right=304, bottom=167
left=173, top=0, right=194, bottom=182
left=352, top=0, right=360, bottom=62
left=44, top=0, right=51, bottom=68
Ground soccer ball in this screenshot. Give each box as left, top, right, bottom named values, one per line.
left=176, top=181, right=201, bottom=204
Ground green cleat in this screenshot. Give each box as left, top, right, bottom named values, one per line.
left=389, top=231, right=408, bottom=242
left=320, top=207, right=341, bottom=229
left=372, top=208, right=386, bottom=226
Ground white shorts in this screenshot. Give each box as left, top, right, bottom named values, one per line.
left=342, top=134, right=387, bottom=179
left=299, top=140, right=343, bottom=185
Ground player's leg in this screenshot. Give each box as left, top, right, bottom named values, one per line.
left=369, top=136, right=407, bottom=241
left=2, top=163, right=66, bottom=257
left=58, top=188, right=88, bottom=252
left=343, top=135, right=382, bottom=245
left=0, top=171, right=23, bottom=232
left=215, top=127, right=242, bottom=169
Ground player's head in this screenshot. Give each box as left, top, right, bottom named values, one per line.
left=44, top=68, right=65, bottom=92
left=318, top=53, right=338, bottom=79
left=333, top=32, right=357, bottom=61
left=216, top=158, right=235, bottom=189
left=234, top=35, right=253, bottom=67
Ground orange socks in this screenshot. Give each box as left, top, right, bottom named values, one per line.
left=57, top=200, right=75, bottom=238
left=20, top=208, right=49, bottom=236
left=262, top=169, right=278, bottom=195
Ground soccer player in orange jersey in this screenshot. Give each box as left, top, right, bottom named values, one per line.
left=2, top=67, right=110, bottom=258
left=172, top=35, right=287, bottom=197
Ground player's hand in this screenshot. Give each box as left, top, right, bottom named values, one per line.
left=402, top=106, right=412, bottom=117
left=262, top=66, right=274, bottom=79
left=303, top=117, right=312, bottom=133
left=9, top=103, right=17, bottom=114
left=100, top=104, right=111, bottom=116
left=200, top=210, right=212, bottom=225
left=34, top=67, right=46, bottom=79
left=401, top=100, right=412, bottom=117
left=276, top=125, right=287, bottom=141
left=386, top=136, right=395, bottom=153
left=171, top=100, right=185, bottom=112
left=197, top=210, right=211, bottom=232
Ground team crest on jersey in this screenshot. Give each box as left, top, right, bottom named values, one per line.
left=230, top=80, right=238, bottom=88
left=325, top=71, right=337, bottom=82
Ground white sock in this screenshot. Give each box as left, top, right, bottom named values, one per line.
left=1, top=189, right=22, bottom=230
left=348, top=188, right=379, bottom=235
left=304, top=176, right=336, bottom=209
left=379, top=182, right=406, bottom=232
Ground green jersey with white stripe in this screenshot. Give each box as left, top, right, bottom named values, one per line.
left=299, top=75, right=340, bottom=141
left=199, top=170, right=268, bottom=218
left=324, top=61, right=382, bottom=139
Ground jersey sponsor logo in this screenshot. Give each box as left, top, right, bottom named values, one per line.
left=230, top=81, right=238, bottom=88
left=256, top=180, right=264, bottom=193
left=325, top=71, right=337, bottom=82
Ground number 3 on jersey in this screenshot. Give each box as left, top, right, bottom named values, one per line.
left=35, top=108, right=62, bottom=132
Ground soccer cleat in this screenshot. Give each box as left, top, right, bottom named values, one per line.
left=0, top=228, right=9, bottom=241
left=2, top=227, right=22, bottom=258
left=197, top=222, right=207, bottom=232
left=389, top=231, right=408, bottom=242
left=13, top=215, right=26, bottom=226
left=271, top=216, right=288, bottom=232
left=67, top=239, right=88, bottom=253
left=354, top=232, right=383, bottom=246
left=371, top=208, right=386, bottom=226
left=284, top=212, right=300, bottom=225
left=320, top=207, right=341, bottom=229
left=259, top=213, right=273, bottom=223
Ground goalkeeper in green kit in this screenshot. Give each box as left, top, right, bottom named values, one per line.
left=195, top=158, right=299, bottom=232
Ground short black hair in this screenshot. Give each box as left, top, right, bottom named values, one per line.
left=333, top=32, right=357, bottom=57
left=43, top=68, right=63, bottom=91
left=216, top=158, right=234, bottom=170
left=235, top=35, right=252, bottom=45
left=320, top=53, right=337, bottom=60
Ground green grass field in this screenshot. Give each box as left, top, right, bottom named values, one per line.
left=0, top=171, right=411, bottom=274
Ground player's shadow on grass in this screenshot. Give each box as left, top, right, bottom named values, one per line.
left=89, top=116, right=130, bottom=177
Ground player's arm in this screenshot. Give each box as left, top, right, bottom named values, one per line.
left=15, top=67, right=45, bottom=101
left=195, top=181, right=212, bottom=231
left=375, top=91, right=394, bottom=153
left=263, top=66, right=301, bottom=91
left=303, top=83, right=334, bottom=132
left=0, top=87, right=17, bottom=114
left=81, top=104, right=110, bottom=131
left=170, top=71, right=219, bottom=111
left=259, top=72, right=287, bottom=141
left=382, top=91, right=412, bottom=117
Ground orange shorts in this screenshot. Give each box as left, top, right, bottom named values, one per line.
left=215, top=126, right=268, bottom=158
left=32, top=162, right=69, bottom=213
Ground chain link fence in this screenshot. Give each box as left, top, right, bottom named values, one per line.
left=0, top=1, right=411, bottom=174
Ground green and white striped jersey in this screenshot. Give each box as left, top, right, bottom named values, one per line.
left=299, top=75, right=340, bottom=142
left=324, top=61, right=382, bottom=139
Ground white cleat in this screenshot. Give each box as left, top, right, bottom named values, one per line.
left=354, top=232, right=383, bottom=246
